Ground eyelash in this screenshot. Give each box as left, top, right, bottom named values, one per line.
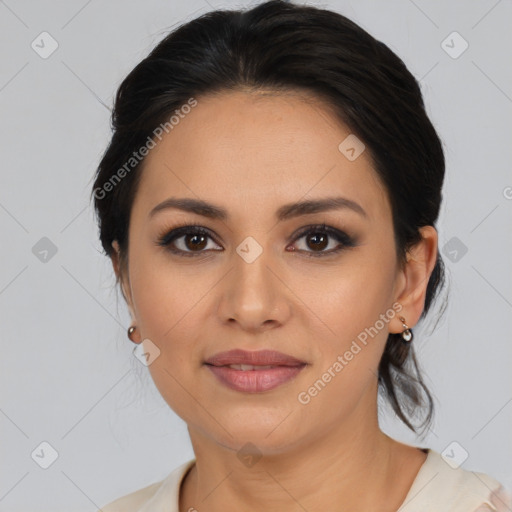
left=155, top=223, right=357, bottom=258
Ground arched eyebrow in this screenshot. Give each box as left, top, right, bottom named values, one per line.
left=149, top=196, right=368, bottom=221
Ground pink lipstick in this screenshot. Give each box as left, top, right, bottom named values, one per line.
left=204, top=349, right=307, bottom=393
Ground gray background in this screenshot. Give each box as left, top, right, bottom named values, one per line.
left=1, top=0, right=511, bottom=510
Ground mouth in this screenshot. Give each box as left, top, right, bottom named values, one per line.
left=204, top=349, right=307, bottom=393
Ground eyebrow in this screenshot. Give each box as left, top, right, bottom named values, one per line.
left=149, top=196, right=368, bottom=221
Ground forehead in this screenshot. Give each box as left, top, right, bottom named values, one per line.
left=132, top=90, right=390, bottom=224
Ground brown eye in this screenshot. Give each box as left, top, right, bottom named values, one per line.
left=290, top=224, right=356, bottom=257
left=305, top=232, right=329, bottom=251
left=184, top=233, right=208, bottom=251
left=157, top=225, right=223, bottom=257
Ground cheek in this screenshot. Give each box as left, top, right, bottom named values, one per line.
left=293, top=275, right=393, bottom=422
left=130, top=259, right=208, bottom=419
left=127, top=255, right=210, bottom=400
left=129, top=250, right=210, bottom=340
left=294, top=253, right=396, bottom=383
left=292, top=253, right=396, bottom=337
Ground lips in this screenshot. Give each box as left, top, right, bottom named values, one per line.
left=205, top=349, right=306, bottom=368
left=204, top=349, right=307, bottom=393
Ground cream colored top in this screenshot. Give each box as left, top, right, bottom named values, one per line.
left=99, top=449, right=511, bottom=511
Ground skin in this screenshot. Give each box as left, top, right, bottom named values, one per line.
left=111, top=90, right=438, bottom=512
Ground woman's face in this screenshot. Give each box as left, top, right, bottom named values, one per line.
left=115, top=90, right=429, bottom=455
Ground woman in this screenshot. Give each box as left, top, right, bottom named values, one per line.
left=92, top=1, right=510, bottom=510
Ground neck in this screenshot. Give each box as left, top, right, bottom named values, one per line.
left=179, top=393, right=421, bottom=512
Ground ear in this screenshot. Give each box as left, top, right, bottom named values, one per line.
left=391, top=226, right=438, bottom=333
left=111, top=240, right=136, bottom=319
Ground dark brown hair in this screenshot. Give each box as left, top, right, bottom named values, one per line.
left=91, top=0, right=447, bottom=435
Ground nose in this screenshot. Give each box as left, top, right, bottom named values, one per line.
left=216, top=244, right=292, bottom=333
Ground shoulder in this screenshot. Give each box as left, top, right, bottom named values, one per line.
left=400, top=448, right=512, bottom=512
left=98, top=459, right=196, bottom=512
left=99, top=481, right=162, bottom=512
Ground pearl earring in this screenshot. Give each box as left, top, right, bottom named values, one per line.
left=399, top=316, right=413, bottom=344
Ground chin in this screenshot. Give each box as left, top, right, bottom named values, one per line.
left=210, top=417, right=306, bottom=457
